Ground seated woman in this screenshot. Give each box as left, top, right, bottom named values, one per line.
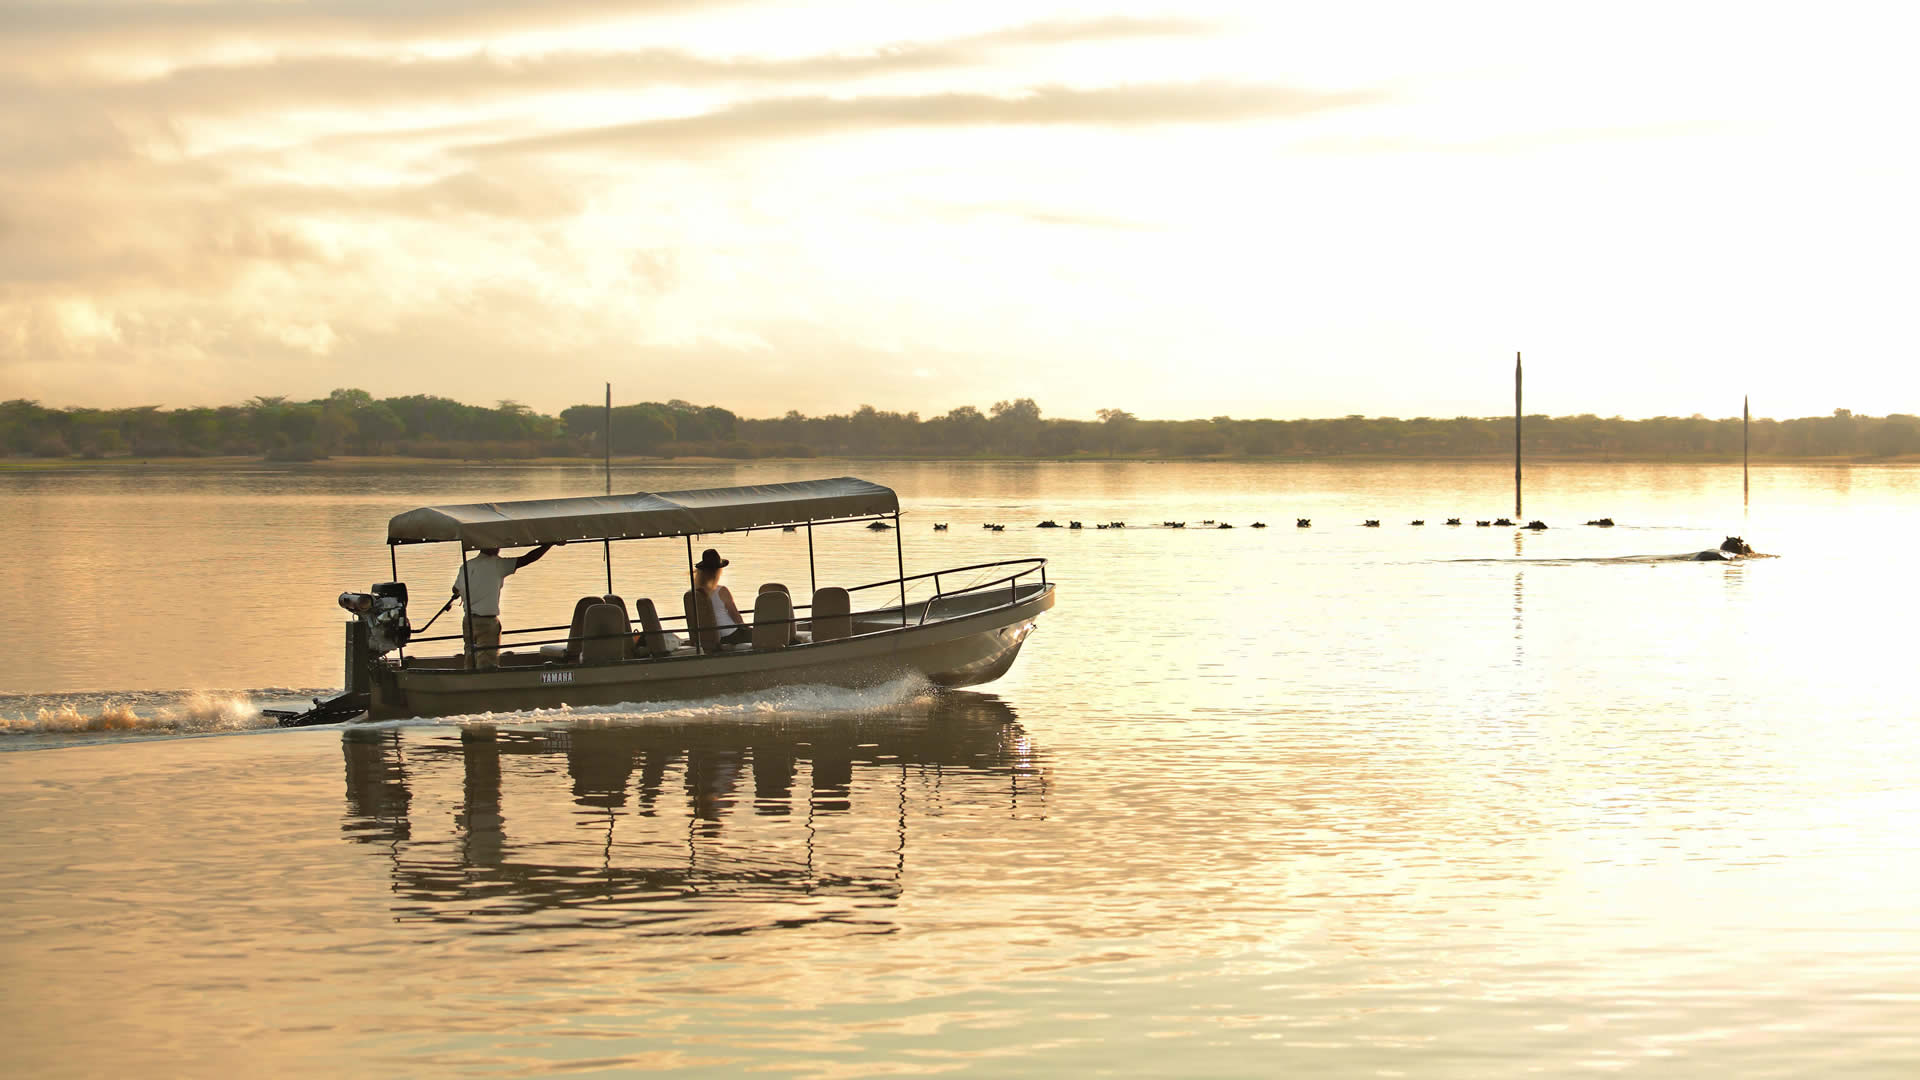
left=693, top=548, right=753, bottom=646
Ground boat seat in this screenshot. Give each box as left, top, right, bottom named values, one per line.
left=541, top=595, right=603, bottom=662
left=632, top=597, right=682, bottom=658
left=682, top=590, right=721, bottom=653
left=811, top=586, right=852, bottom=642
left=580, top=603, right=628, bottom=665
left=756, top=582, right=810, bottom=640
left=600, top=594, right=632, bottom=657
left=752, top=589, right=794, bottom=651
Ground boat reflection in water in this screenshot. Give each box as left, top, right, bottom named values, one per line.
left=340, top=692, right=1043, bottom=935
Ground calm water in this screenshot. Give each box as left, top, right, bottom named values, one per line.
left=3, top=460, right=1918, bottom=1077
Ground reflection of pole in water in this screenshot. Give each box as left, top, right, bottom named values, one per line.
left=1513, top=569, right=1525, bottom=667
left=803, top=780, right=817, bottom=886
left=1511, top=529, right=1525, bottom=667
left=895, top=765, right=908, bottom=878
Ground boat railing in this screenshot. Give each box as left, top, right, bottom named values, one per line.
left=395, top=558, right=1048, bottom=664
left=838, top=558, right=1048, bottom=627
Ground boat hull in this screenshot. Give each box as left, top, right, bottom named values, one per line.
left=368, top=582, right=1054, bottom=721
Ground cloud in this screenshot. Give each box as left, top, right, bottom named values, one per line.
left=0, top=95, right=138, bottom=169
left=243, top=169, right=585, bottom=222
left=0, top=95, right=328, bottom=291
left=470, top=82, right=1382, bottom=157
left=1290, top=120, right=1721, bottom=157
left=0, top=282, right=1010, bottom=418
left=936, top=202, right=1165, bottom=231
left=0, top=0, right=717, bottom=63
left=8, top=16, right=1222, bottom=118
left=0, top=188, right=330, bottom=290
left=967, top=16, right=1219, bottom=50
left=0, top=5, right=1380, bottom=415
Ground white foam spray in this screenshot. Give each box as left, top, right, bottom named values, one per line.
left=359, top=674, right=940, bottom=732
left=4, top=677, right=940, bottom=741
left=0, top=691, right=279, bottom=737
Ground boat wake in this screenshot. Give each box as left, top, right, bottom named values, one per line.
left=0, top=689, right=308, bottom=741
left=357, top=674, right=943, bottom=732
left=3, top=678, right=949, bottom=745
left=1443, top=551, right=1779, bottom=566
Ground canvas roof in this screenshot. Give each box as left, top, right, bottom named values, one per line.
left=387, top=476, right=899, bottom=548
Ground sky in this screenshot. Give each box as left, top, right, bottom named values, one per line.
left=2, top=0, right=1917, bottom=421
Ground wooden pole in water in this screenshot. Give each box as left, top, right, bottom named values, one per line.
left=603, top=382, right=613, bottom=592
left=1743, top=393, right=1750, bottom=513
left=1514, top=351, right=1523, bottom=520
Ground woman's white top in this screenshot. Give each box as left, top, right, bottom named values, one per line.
left=706, top=589, right=740, bottom=630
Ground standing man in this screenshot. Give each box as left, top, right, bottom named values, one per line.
left=453, top=543, right=555, bottom=669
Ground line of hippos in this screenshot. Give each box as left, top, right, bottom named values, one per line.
left=864, top=518, right=1755, bottom=557
left=856, top=519, right=1759, bottom=561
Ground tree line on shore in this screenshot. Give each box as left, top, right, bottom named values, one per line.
left=3, top=391, right=1916, bottom=462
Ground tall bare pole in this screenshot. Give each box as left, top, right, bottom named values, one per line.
left=1743, top=394, right=1750, bottom=513
left=1514, top=351, right=1523, bottom=520
left=603, top=382, right=613, bottom=592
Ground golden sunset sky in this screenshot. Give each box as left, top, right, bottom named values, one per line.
left=3, top=0, right=1916, bottom=419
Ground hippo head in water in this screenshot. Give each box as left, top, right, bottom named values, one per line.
left=1720, top=536, right=1754, bottom=555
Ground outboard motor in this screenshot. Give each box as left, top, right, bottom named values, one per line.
left=266, top=583, right=409, bottom=727
left=339, top=581, right=412, bottom=655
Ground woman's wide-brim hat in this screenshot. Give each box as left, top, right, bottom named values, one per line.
left=695, top=548, right=728, bottom=571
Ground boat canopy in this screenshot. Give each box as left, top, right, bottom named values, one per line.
left=387, top=476, right=900, bottom=548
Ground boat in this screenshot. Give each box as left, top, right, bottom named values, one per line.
left=271, top=477, right=1055, bottom=725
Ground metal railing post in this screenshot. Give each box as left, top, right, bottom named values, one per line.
left=893, top=510, right=906, bottom=628
left=457, top=544, right=474, bottom=668
left=389, top=542, right=406, bottom=663
left=685, top=535, right=702, bottom=654
left=919, top=572, right=943, bottom=627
